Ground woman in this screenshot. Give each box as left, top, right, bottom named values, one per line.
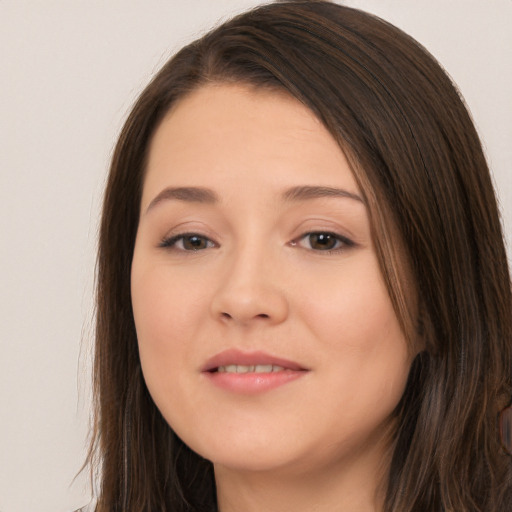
left=86, top=1, right=512, bottom=510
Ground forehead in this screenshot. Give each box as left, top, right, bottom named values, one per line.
left=143, top=83, right=360, bottom=207
left=151, top=83, right=324, bottom=147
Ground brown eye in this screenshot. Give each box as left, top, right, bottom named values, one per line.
left=160, top=233, right=215, bottom=251
left=293, top=232, right=354, bottom=252
left=182, top=235, right=210, bottom=250
left=307, top=233, right=339, bottom=250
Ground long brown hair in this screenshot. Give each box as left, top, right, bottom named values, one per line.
left=88, top=1, right=512, bottom=510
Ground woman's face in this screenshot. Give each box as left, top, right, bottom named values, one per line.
left=131, top=84, right=413, bottom=476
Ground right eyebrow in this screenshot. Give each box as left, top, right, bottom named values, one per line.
left=144, top=186, right=219, bottom=214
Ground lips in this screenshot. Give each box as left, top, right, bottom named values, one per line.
left=201, top=349, right=306, bottom=373
left=201, top=349, right=308, bottom=394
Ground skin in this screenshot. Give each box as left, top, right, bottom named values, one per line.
left=131, top=84, right=414, bottom=512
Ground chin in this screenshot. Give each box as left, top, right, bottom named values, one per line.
left=181, top=429, right=305, bottom=474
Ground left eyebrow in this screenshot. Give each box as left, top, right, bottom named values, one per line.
left=281, top=185, right=364, bottom=204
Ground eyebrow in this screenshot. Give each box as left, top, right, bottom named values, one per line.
left=145, top=184, right=364, bottom=214
left=281, top=185, right=364, bottom=204
left=145, top=186, right=219, bottom=213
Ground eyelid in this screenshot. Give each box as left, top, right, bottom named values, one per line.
left=291, top=231, right=356, bottom=252
left=158, top=227, right=355, bottom=253
left=159, top=232, right=218, bottom=250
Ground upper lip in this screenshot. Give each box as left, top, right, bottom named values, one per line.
left=201, top=349, right=307, bottom=372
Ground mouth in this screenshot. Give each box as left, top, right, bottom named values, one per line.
left=215, top=364, right=288, bottom=374
left=201, top=349, right=308, bottom=394
left=202, top=348, right=306, bottom=373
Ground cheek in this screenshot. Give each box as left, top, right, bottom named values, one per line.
left=299, top=253, right=400, bottom=345
left=133, top=271, right=196, bottom=340
left=131, top=260, right=209, bottom=396
left=297, top=253, right=411, bottom=400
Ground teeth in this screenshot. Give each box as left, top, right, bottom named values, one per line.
left=255, top=364, right=273, bottom=373
left=217, top=364, right=285, bottom=374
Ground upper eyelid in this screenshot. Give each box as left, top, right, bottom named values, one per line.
left=290, top=216, right=358, bottom=242
left=160, top=232, right=217, bottom=248
left=294, top=231, right=355, bottom=248
left=296, top=229, right=354, bottom=241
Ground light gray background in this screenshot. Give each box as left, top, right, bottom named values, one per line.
left=1, top=1, right=511, bottom=511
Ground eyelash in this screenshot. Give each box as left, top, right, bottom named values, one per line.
left=159, top=233, right=217, bottom=251
left=292, top=231, right=355, bottom=254
left=159, top=231, right=355, bottom=254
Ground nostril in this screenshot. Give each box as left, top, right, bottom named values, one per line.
left=220, top=311, right=270, bottom=320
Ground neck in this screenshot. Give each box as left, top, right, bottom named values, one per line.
left=214, top=435, right=392, bottom=512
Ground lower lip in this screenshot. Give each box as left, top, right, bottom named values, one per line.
left=203, top=370, right=307, bottom=394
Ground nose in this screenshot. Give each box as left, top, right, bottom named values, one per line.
left=210, top=249, right=289, bottom=327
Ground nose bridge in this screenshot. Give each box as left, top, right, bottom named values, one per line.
left=211, top=236, right=288, bottom=325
